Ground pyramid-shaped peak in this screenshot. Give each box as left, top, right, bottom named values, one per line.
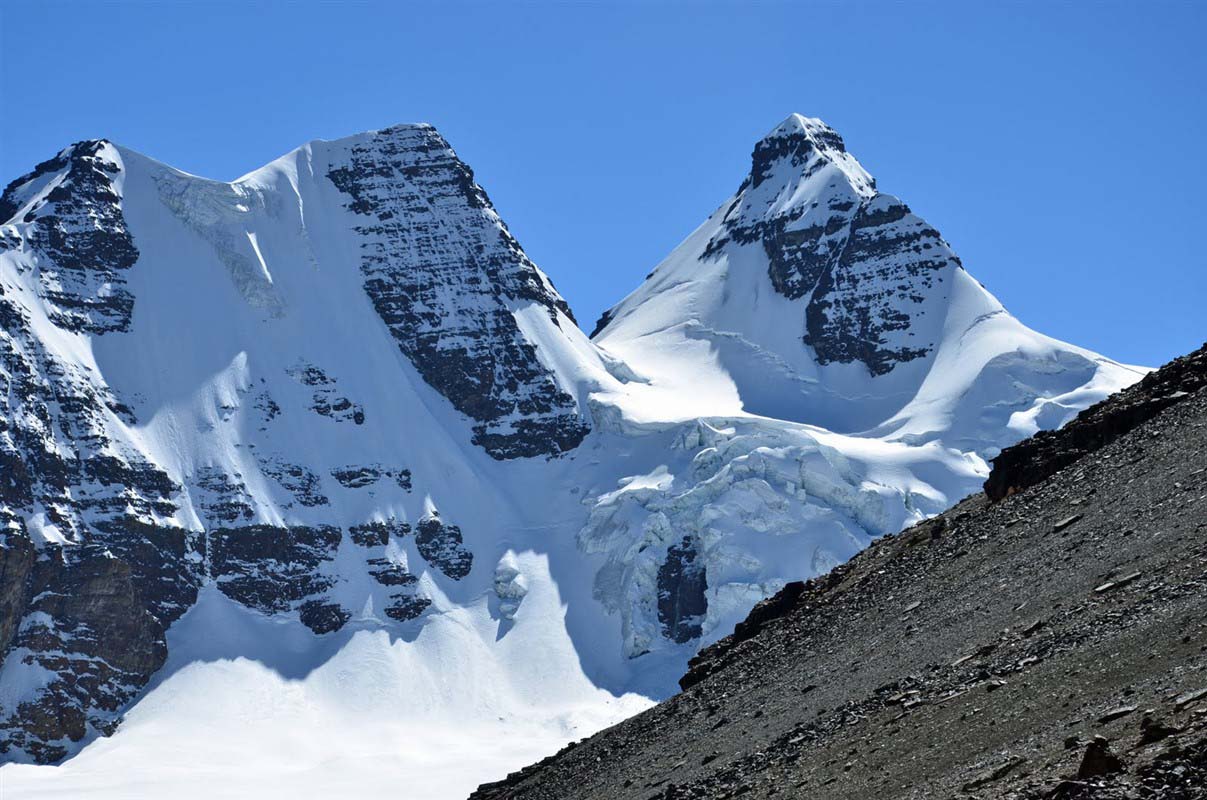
left=743, top=114, right=874, bottom=197
left=757, top=114, right=852, bottom=162
left=764, top=113, right=838, bottom=140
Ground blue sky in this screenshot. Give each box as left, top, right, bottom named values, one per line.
left=2, top=1, right=1203, bottom=366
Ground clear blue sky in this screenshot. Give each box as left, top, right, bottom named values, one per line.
left=2, top=1, right=1203, bottom=366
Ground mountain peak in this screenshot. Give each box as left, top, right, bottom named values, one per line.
left=593, top=113, right=1135, bottom=429
left=763, top=112, right=832, bottom=140
left=0, top=116, right=1143, bottom=788
left=742, top=113, right=874, bottom=198
left=0, top=138, right=120, bottom=226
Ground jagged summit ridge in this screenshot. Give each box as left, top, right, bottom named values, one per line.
left=705, top=113, right=960, bottom=376
left=0, top=139, right=139, bottom=334
left=0, top=115, right=1142, bottom=786
left=318, top=123, right=588, bottom=458
left=17, top=124, right=591, bottom=460
left=0, top=121, right=606, bottom=761
left=592, top=114, right=1134, bottom=446
left=743, top=113, right=875, bottom=197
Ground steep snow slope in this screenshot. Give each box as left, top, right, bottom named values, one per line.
left=4, top=579, right=650, bottom=800
left=0, top=116, right=1142, bottom=796
left=594, top=114, right=1137, bottom=454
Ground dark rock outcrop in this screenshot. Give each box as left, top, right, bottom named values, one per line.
left=330, top=464, right=411, bottom=491
left=802, top=195, right=947, bottom=374
left=346, top=518, right=430, bottom=621
left=0, top=212, right=204, bottom=762
left=1077, top=736, right=1126, bottom=779
left=286, top=361, right=364, bottom=425
left=325, top=124, right=588, bottom=459
left=259, top=457, right=329, bottom=508
left=986, top=342, right=1206, bottom=500
left=348, top=519, right=411, bottom=547
left=415, top=511, right=473, bottom=580
left=193, top=466, right=256, bottom=523
left=701, top=118, right=961, bottom=377
left=657, top=536, right=708, bottom=644
left=0, top=544, right=177, bottom=763
left=0, top=140, right=138, bottom=334
left=0, top=516, right=200, bottom=762
left=588, top=308, right=614, bottom=339
left=209, top=524, right=345, bottom=633
left=331, top=465, right=381, bottom=489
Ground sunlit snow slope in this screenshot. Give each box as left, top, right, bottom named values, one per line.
left=0, top=116, right=1142, bottom=798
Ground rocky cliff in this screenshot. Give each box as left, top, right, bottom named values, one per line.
left=0, top=116, right=1142, bottom=781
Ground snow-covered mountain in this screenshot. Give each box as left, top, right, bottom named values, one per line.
left=0, top=116, right=1142, bottom=797
left=593, top=115, right=1129, bottom=451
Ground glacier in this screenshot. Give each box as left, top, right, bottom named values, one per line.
left=0, top=115, right=1142, bottom=797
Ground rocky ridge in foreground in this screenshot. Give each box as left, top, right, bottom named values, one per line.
left=0, top=116, right=1140, bottom=766
left=473, top=343, right=1207, bottom=800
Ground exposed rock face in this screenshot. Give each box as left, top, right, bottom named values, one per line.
left=0, top=545, right=173, bottom=763
left=209, top=524, right=344, bottom=631
left=193, top=466, right=256, bottom=523
left=1077, top=736, right=1126, bottom=779
left=0, top=140, right=138, bottom=334
left=415, top=511, right=473, bottom=580
left=348, top=519, right=411, bottom=547
left=287, top=361, right=365, bottom=425
left=330, top=464, right=411, bottom=490
left=259, top=457, right=330, bottom=508
left=588, top=308, right=614, bottom=339
left=803, top=195, right=951, bottom=373
left=0, top=148, right=205, bottom=760
left=656, top=536, right=707, bottom=644
left=0, top=130, right=556, bottom=761
left=0, top=116, right=1144, bottom=777
left=348, top=518, right=430, bottom=621
left=325, top=124, right=589, bottom=459
left=0, top=519, right=199, bottom=762
left=703, top=116, right=961, bottom=376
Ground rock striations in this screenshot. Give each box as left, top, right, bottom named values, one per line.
left=0, top=114, right=1144, bottom=781
left=702, top=114, right=956, bottom=376
left=325, top=124, right=587, bottom=459
left=592, top=115, right=1139, bottom=453
left=0, top=129, right=593, bottom=761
